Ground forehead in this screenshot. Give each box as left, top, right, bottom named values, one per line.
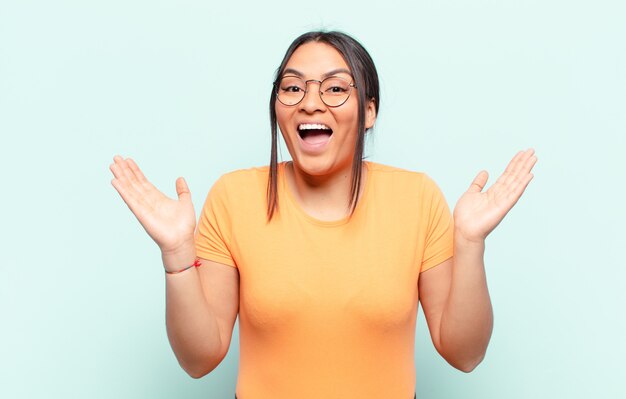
left=284, top=42, right=351, bottom=77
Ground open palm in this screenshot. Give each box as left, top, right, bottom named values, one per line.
left=109, top=156, right=196, bottom=253
left=453, top=149, right=537, bottom=243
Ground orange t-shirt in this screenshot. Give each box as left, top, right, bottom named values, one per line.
left=195, top=161, right=454, bottom=399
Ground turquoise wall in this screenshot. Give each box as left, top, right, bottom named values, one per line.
left=1, top=0, right=624, bottom=397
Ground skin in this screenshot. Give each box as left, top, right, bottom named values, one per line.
left=276, top=42, right=376, bottom=221
left=109, top=41, right=537, bottom=376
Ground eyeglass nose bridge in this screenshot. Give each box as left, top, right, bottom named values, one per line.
left=300, top=79, right=325, bottom=104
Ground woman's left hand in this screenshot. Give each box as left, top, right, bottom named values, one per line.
left=453, top=149, right=537, bottom=243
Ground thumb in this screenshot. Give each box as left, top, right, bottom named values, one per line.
left=175, top=177, right=191, bottom=201
left=468, top=170, right=489, bottom=193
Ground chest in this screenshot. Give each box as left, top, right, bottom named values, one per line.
left=231, top=212, right=425, bottom=332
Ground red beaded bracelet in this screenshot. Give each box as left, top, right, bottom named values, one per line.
left=165, top=258, right=202, bottom=274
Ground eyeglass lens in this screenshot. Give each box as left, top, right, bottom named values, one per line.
left=276, top=76, right=353, bottom=107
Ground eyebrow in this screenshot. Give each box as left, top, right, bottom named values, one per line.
left=282, top=68, right=353, bottom=79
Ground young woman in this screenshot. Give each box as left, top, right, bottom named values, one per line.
left=110, top=31, right=537, bottom=399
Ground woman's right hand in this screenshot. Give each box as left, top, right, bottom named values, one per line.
left=109, top=155, right=196, bottom=255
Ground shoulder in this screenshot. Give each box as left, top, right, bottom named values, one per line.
left=205, top=164, right=273, bottom=215
left=217, top=164, right=270, bottom=184
left=365, top=162, right=447, bottom=210
left=210, top=164, right=271, bottom=195
left=366, top=161, right=438, bottom=189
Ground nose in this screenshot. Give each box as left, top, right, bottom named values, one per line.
left=299, top=80, right=326, bottom=113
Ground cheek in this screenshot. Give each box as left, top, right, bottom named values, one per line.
left=275, top=105, right=291, bottom=130
left=275, top=106, right=295, bottom=147
left=336, top=108, right=360, bottom=134
left=337, top=98, right=360, bottom=127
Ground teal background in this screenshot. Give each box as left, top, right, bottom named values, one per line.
left=1, top=0, right=624, bottom=398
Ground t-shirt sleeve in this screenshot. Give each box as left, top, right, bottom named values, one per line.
left=420, top=175, right=454, bottom=273
left=194, top=176, right=237, bottom=268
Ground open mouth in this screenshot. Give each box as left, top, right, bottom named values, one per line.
left=298, top=123, right=333, bottom=145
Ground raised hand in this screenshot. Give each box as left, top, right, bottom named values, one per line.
left=109, top=155, right=196, bottom=254
left=453, top=149, right=537, bottom=243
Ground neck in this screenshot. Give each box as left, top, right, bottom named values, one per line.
left=285, top=161, right=366, bottom=221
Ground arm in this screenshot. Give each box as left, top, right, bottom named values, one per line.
left=419, top=244, right=492, bottom=372
left=110, top=156, right=239, bottom=378
left=163, top=247, right=239, bottom=378
left=419, top=149, right=537, bottom=372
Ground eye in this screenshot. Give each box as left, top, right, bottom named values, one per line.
left=279, top=76, right=305, bottom=93
left=327, top=85, right=347, bottom=93
left=283, top=85, right=302, bottom=93
left=321, top=77, right=351, bottom=95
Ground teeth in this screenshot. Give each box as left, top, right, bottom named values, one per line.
left=298, top=123, right=331, bottom=130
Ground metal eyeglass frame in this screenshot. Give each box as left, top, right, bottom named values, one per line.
left=274, top=76, right=357, bottom=108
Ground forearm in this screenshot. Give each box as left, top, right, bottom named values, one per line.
left=163, top=244, right=223, bottom=378
left=439, top=233, right=493, bottom=372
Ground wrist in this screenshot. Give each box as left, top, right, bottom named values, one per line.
left=161, top=241, right=197, bottom=273
left=454, top=229, right=486, bottom=250
left=453, top=230, right=486, bottom=267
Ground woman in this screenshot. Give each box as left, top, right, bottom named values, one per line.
left=110, top=31, right=536, bottom=399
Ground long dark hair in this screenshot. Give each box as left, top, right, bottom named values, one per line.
left=267, top=31, right=380, bottom=221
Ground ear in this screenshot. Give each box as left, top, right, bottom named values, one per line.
left=365, top=98, right=377, bottom=130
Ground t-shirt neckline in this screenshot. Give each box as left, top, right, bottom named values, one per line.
left=279, top=161, right=372, bottom=228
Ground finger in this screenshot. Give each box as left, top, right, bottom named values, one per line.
left=510, top=148, right=535, bottom=176
left=113, top=155, right=142, bottom=188
left=495, top=151, right=523, bottom=187
left=125, top=157, right=155, bottom=196
left=502, top=150, right=525, bottom=175
left=110, top=157, right=143, bottom=207
left=112, top=155, right=131, bottom=179
left=109, top=162, right=135, bottom=194
left=175, top=177, right=191, bottom=201
left=126, top=158, right=148, bottom=184
left=507, top=172, right=534, bottom=204
left=111, top=176, right=142, bottom=214
left=509, top=154, right=537, bottom=193
left=468, top=170, right=489, bottom=193
left=109, top=155, right=126, bottom=180
left=506, top=151, right=537, bottom=190
left=520, top=151, right=538, bottom=175
left=502, top=148, right=535, bottom=187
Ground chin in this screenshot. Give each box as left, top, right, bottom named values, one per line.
left=291, top=154, right=352, bottom=178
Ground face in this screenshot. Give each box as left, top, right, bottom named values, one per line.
left=275, top=41, right=376, bottom=178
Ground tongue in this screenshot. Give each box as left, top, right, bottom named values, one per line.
left=301, top=129, right=332, bottom=144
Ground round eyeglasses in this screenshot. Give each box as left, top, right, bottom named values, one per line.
left=275, top=76, right=356, bottom=107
